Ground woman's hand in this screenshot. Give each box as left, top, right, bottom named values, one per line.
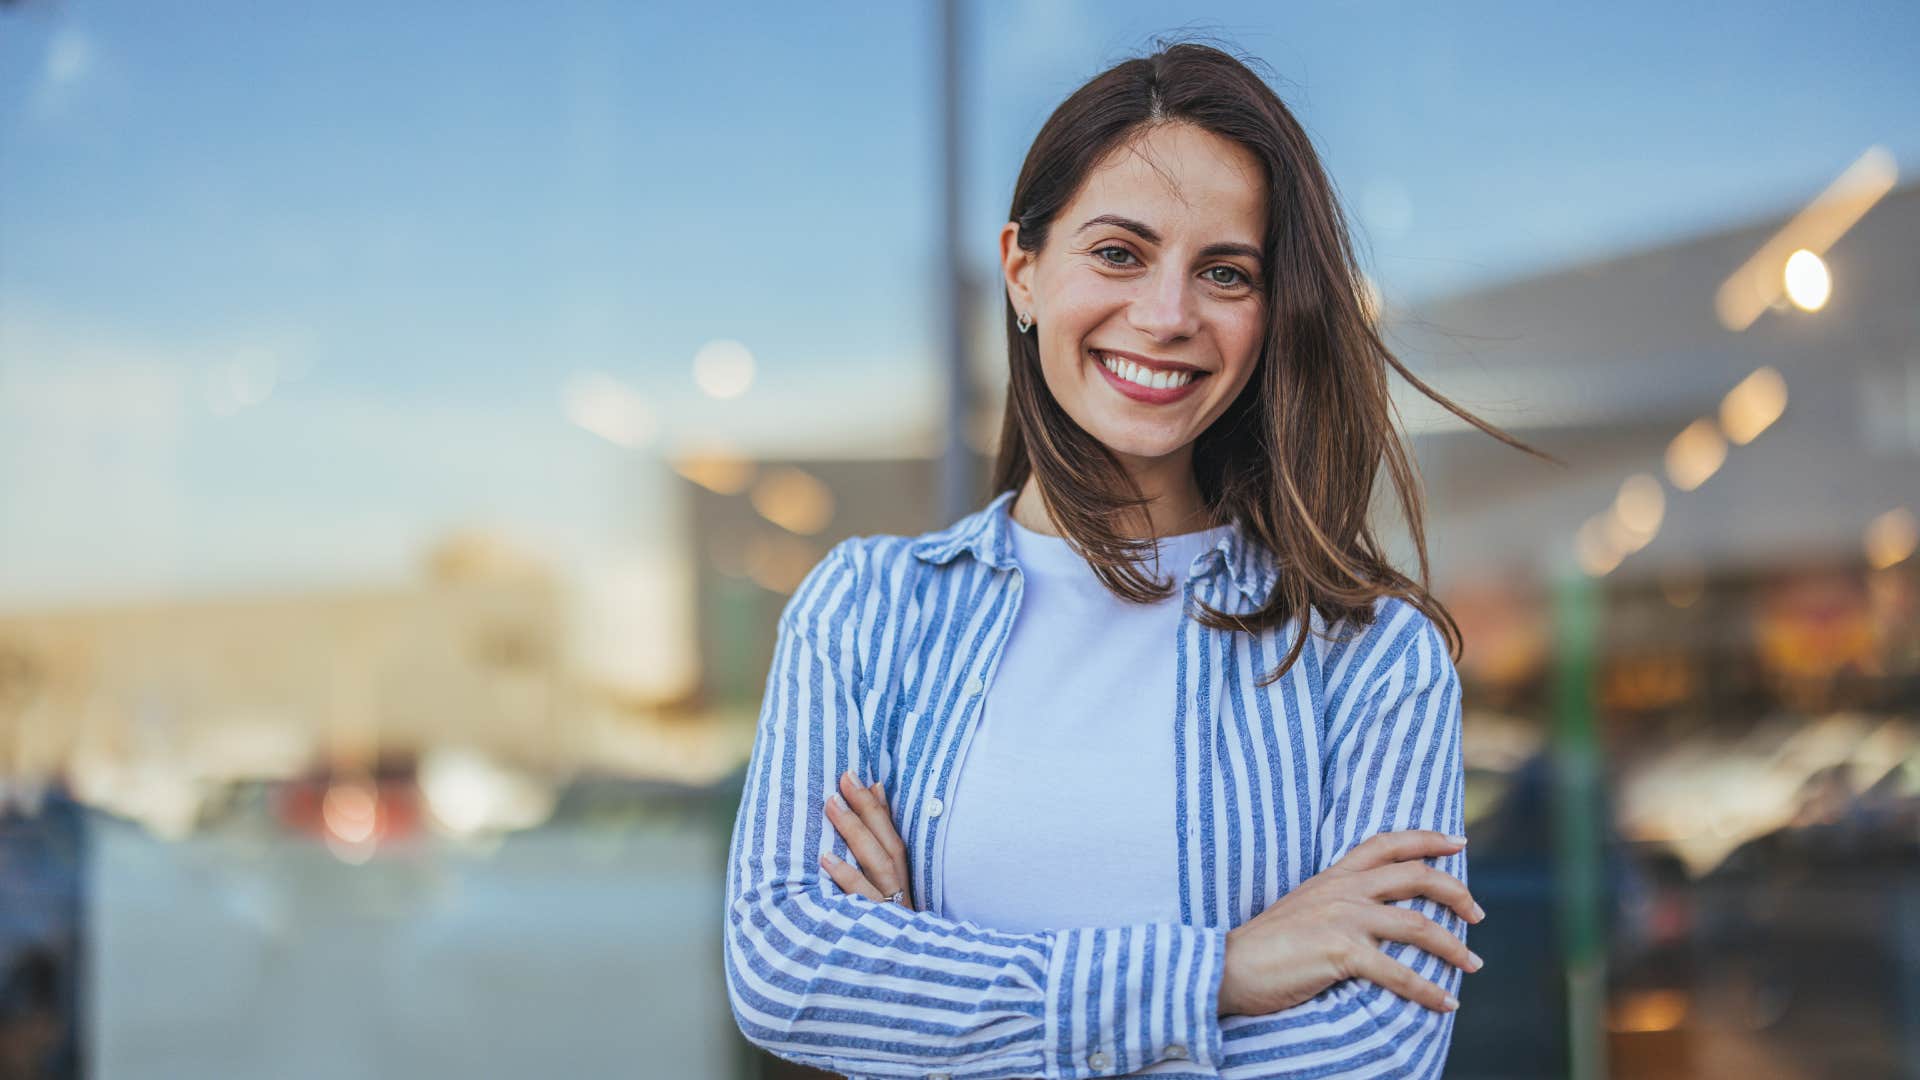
left=1219, top=830, right=1485, bottom=1017
left=819, top=769, right=917, bottom=910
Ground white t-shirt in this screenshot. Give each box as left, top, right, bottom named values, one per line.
left=937, top=514, right=1239, bottom=933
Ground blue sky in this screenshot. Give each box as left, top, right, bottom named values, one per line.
left=2, top=1, right=1917, bottom=614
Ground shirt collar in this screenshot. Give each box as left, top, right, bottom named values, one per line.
left=908, top=488, right=1279, bottom=602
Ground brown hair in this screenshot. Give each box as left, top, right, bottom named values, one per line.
left=991, top=38, right=1558, bottom=686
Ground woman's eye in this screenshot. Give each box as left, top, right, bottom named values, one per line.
left=1094, top=247, right=1253, bottom=290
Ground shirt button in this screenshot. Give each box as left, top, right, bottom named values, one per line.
left=1088, top=1050, right=1112, bottom=1070
left=927, top=797, right=944, bottom=817
left=1166, top=1043, right=1188, bottom=1059
left=964, top=674, right=985, bottom=697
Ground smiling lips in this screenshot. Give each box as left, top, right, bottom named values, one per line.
left=1091, top=349, right=1209, bottom=404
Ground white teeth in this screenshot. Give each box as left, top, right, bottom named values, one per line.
left=1098, top=352, right=1193, bottom=390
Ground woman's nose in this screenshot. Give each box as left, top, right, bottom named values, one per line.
left=1128, top=271, right=1201, bottom=340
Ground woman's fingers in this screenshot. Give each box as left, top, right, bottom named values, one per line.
left=824, top=770, right=909, bottom=903
left=818, top=849, right=885, bottom=902
left=1333, top=829, right=1466, bottom=873
left=1331, top=830, right=1484, bottom=927
left=1346, top=943, right=1462, bottom=1014
left=1368, top=862, right=1486, bottom=926
left=823, top=788, right=888, bottom=878
left=839, top=771, right=905, bottom=861
left=1364, top=904, right=1484, bottom=977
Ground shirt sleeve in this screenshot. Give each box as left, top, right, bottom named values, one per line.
left=723, top=539, right=1228, bottom=1079
left=1220, top=597, right=1469, bottom=1077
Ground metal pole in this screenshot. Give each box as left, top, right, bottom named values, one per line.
left=937, top=0, right=974, bottom=524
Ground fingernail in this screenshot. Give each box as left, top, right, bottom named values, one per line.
left=820, top=851, right=840, bottom=866
left=1446, top=834, right=1468, bottom=846
left=1466, top=950, right=1484, bottom=972
left=831, top=793, right=847, bottom=810
left=1470, top=902, right=1486, bottom=922
left=1442, top=994, right=1460, bottom=1011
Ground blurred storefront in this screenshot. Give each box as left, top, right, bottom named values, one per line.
left=1414, top=170, right=1920, bottom=1078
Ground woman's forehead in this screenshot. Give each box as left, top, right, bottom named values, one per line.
left=1069, top=128, right=1267, bottom=243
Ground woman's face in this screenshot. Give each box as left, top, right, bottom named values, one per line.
left=1000, top=122, right=1269, bottom=469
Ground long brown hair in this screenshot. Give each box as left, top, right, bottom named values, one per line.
left=991, top=38, right=1558, bottom=687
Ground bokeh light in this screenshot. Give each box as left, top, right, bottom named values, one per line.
left=1665, top=418, right=1728, bottom=491
left=693, top=339, right=756, bottom=399
left=748, top=466, right=834, bottom=535
left=1720, top=366, right=1789, bottom=445
left=1782, top=248, right=1832, bottom=311
left=1864, top=506, right=1918, bottom=569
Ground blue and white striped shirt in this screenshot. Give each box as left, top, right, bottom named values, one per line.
left=723, top=488, right=1468, bottom=1079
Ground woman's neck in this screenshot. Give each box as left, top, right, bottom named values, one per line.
left=1011, top=471, right=1210, bottom=541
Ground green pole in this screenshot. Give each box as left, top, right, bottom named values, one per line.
left=1550, top=567, right=1609, bottom=1080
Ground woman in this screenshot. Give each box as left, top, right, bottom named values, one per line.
left=725, top=40, right=1546, bottom=1079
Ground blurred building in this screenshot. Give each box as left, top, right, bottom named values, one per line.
left=1391, top=174, right=1920, bottom=1078
left=1398, top=177, right=1919, bottom=585
left=0, top=570, right=562, bottom=837
left=676, top=452, right=993, bottom=709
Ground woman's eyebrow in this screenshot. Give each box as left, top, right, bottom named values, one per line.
left=1074, top=213, right=1264, bottom=265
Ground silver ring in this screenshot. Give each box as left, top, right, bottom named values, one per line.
left=886, top=889, right=907, bottom=906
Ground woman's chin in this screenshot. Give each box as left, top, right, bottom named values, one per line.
left=1089, top=427, right=1192, bottom=463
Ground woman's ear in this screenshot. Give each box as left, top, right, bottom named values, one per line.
left=999, top=221, right=1035, bottom=318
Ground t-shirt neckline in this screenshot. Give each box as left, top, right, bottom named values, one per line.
left=1006, top=514, right=1237, bottom=579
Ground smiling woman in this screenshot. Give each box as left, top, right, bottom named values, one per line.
left=999, top=121, right=1270, bottom=539
left=725, top=37, right=1549, bottom=1080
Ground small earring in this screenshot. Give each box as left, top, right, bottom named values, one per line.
left=1017, top=311, right=1034, bottom=334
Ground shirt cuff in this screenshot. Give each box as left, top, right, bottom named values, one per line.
left=1043, top=920, right=1229, bottom=1077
